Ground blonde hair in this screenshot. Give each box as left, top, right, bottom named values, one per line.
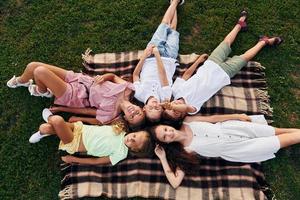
left=111, top=118, right=128, bottom=135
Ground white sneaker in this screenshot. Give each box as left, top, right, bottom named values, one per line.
left=29, top=131, right=50, bottom=143
left=42, top=108, right=53, bottom=122
left=7, top=75, right=33, bottom=88
left=28, top=84, right=53, bottom=98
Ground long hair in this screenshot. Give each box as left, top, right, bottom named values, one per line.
left=128, top=130, right=154, bottom=158
left=111, top=118, right=129, bottom=135
left=147, top=126, right=199, bottom=175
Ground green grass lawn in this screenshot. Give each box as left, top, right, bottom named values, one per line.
left=0, top=0, right=299, bottom=199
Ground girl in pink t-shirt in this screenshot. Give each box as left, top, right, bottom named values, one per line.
left=7, top=62, right=145, bottom=126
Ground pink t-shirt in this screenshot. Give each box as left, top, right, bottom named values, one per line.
left=54, top=71, right=134, bottom=124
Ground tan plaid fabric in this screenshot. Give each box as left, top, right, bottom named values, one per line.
left=59, top=49, right=273, bottom=200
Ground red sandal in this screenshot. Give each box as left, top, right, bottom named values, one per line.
left=259, top=36, right=284, bottom=46
left=237, top=9, right=248, bottom=31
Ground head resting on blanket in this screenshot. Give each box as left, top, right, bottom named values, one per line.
left=162, top=99, right=187, bottom=123
left=147, top=125, right=199, bottom=175
left=143, top=96, right=163, bottom=123
left=111, top=118, right=153, bottom=157
left=125, top=130, right=154, bottom=158
left=121, top=100, right=146, bottom=128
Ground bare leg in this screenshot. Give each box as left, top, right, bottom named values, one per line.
left=240, top=38, right=280, bottom=61
left=47, top=115, right=75, bottom=144
left=18, top=62, right=68, bottom=83
left=170, top=10, right=177, bottom=30
left=223, top=16, right=246, bottom=46
left=33, top=66, right=67, bottom=97
left=277, top=130, right=300, bottom=148
left=161, top=0, right=180, bottom=26
left=39, top=123, right=55, bottom=135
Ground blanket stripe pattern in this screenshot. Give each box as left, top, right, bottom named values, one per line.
left=59, top=49, right=273, bottom=200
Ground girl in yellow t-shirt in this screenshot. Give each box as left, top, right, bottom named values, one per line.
left=30, top=113, right=153, bottom=166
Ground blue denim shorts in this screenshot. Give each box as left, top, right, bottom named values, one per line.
left=147, top=23, right=180, bottom=59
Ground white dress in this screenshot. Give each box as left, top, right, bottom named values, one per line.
left=172, top=60, right=230, bottom=114
left=184, top=115, right=280, bottom=163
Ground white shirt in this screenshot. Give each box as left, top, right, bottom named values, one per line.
left=172, top=60, right=230, bottom=114
left=134, top=57, right=178, bottom=103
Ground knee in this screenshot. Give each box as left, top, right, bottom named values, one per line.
left=48, top=115, right=65, bottom=127
left=33, top=66, right=49, bottom=79
left=26, top=62, right=42, bottom=71
left=39, top=123, right=52, bottom=133
left=222, top=40, right=231, bottom=47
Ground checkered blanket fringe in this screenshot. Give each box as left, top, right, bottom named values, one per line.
left=59, top=49, right=274, bottom=200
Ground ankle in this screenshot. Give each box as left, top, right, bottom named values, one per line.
left=37, top=86, right=47, bottom=94
left=16, top=77, right=24, bottom=84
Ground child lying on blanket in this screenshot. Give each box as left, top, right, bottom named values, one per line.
left=132, top=0, right=186, bottom=123
left=161, top=10, right=283, bottom=123
left=7, top=62, right=145, bottom=127
left=30, top=112, right=153, bottom=166
left=149, top=114, right=300, bottom=188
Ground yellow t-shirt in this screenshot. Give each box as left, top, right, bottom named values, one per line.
left=82, top=125, right=128, bottom=165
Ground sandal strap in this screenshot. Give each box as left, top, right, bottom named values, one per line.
left=259, top=36, right=270, bottom=45
left=237, top=20, right=247, bottom=27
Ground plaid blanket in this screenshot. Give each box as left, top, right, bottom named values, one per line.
left=59, top=49, right=274, bottom=200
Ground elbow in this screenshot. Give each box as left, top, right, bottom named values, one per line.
left=170, top=182, right=181, bottom=189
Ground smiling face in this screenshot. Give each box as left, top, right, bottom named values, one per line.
left=124, top=131, right=148, bottom=151
left=123, top=102, right=145, bottom=126
left=163, top=99, right=186, bottom=120
left=154, top=125, right=177, bottom=143
left=144, top=97, right=163, bottom=121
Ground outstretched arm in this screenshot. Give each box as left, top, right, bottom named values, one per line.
left=62, top=155, right=111, bottom=165
left=161, top=102, right=196, bottom=114
left=94, top=73, right=127, bottom=85
left=182, top=54, right=208, bottom=80
left=133, top=45, right=154, bottom=82
left=153, top=47, right=169, bottom=87
left=155, top=145, right=185, bottom=189
left=184, top=114, right=251, bottom=123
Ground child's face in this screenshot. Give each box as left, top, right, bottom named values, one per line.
left=163, top=99, right=186, bottom=120
left=144, top=97, right=163, bottom=121
left=164, top=109, right=182, bottom=120
left=154, top=125, right=177, bottom=143
left=123, top=103, right=145, bottom=125
left=124, top=131, right=148, bottom=151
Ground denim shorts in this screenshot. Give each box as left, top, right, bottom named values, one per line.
left=147, top=23, right=180, bottom=59
left=208, top=41, right=247, bottom=78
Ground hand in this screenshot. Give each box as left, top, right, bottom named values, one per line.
left=238, top=114, right=251, bottom=122
left=61, top=155, right=76, bottom=163
left=152, top=46, right=160, bottom=55
left=49, top=106, right=63, bottom=113
left=68, top=116, right=80, bottom=123
left=154, top=144, right=166, bottom=159
left=94, top=74, right=108, bottom=85
left=160, top=101, right=172, bottom=110
left=143, top=44, right=155, bottom=58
